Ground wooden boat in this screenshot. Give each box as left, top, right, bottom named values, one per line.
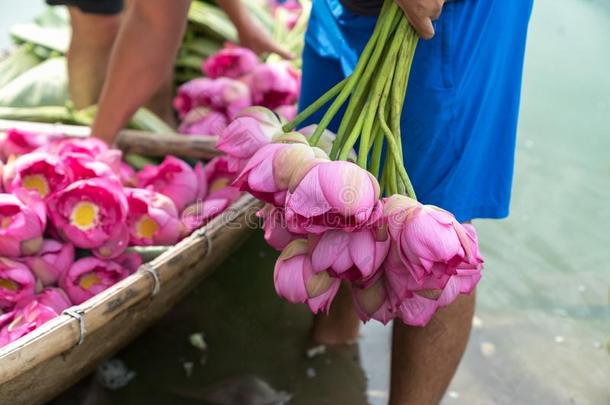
left=0, top=121, right=261, bottom=405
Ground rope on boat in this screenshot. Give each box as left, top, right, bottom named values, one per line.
left=139, top=263, right=161, bottom=296
left=196, top=228, right=213, bottom=257
left=62, top=308, right=86, bottom=346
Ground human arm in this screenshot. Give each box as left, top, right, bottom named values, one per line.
left=91, top=0, right=190, bottom=144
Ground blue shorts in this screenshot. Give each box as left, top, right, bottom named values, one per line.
left=298, top=0, right=533, bottom=222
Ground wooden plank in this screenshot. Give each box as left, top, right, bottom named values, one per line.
left=0, top=119, right=221, bottom=159
left=0, top=195, right=263, bottom=405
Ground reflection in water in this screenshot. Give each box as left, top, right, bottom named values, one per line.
left=51, top=0, right=609, bottom=404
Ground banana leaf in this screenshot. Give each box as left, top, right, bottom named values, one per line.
left=188, top=1, right=238, bottom=42
left=0, top=45, right=43, bottom=89
left=10, top=23, right=69, bottom=54
left=0, top=57, right=68, bottom=107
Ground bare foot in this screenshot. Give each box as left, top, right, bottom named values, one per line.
left=311, top=282, right=361, bottom=345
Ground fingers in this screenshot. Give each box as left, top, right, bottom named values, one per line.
left=269, top=43, right=295, bottom=60
left=396, top=0, right=444, bottom=40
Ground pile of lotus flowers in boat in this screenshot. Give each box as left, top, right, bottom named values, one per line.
left=175, top=44, right=301, bottom=137
left=218, top=0, right=484, bottom=327
left=0, top=128, right=242, bottom=347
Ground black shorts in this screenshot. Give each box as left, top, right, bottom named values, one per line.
left=46, top=0, right=123, bottom=15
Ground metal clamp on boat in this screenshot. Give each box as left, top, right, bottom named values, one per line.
left=62, top=308, right=87, bottom=346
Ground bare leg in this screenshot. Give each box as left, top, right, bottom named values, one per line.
left=389, top=292, right=475, bottom=405
left=312, top=282, right=361, bottom=345
left=66, top=7, right=120, bottom=109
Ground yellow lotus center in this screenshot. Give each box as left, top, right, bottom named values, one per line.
left=22, top=174, right=50, bottom=197
left=79, top=272, right=102, bottom=290
left=70, top=202, right=99, bottom=231
left=0, top=216, right=13, bottom=229
left=136, top=215, right=159, bottom=238
left=210, top=178, right=229, bottom=193
left=0, top=278, right=19, bottom=291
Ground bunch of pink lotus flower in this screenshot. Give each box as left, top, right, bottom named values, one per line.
left=0, top=128, right=242, bottom=347
left=175, top=44, right=301, bottom=137
left=217, top=106, right=483, bottom=326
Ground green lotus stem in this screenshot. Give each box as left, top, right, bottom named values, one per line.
left=309, top=0, right=399, bottom=146
left=368, top=124, right=384, bottom=178
left=338, top=102, right=367, bottom=161
left=282, top=77, right=348, bottom=132
left=357, top=24, right=403, bottom=168
left=329, top=82, right=370, bottom=159
left=330, top=7, right=402, bottom=155
left=334, top=8, right=402, bottom=141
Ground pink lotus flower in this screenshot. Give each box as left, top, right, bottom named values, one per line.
left=42, top=137, right=109, bottom=158
left=137, top=156, right=207, bottom=212
left=0, top=258, right=36, bottom=309
left=0, top=128, right=63, bottom=159
left=257, top=205, right=297, bottom=251
left=0, top=193, right=46, bottom=257
left=35, top=287, right=72, bottom=313
left=126, top=188, right=183, bottom=246
left=274, top=239, right=340, bottom=314
left=352, top=274, right=395, bottom=324
left=203, top=44, right=260, bottom=79
left=60, top=253, right=142, bottom=304
left=274, top=105, right=297, bottom=121
left=248, top=62, right=301, bottom=109
left=64, top=154, right=116, bottom=183
left=269, top=0, right=302, bottom=29
left=47, top=177, right=130, bottom=258
left=181, top=158, right=240, bottom=231
left=233, top=133, right=327, bottom=206
left=178, top=107, right=228, bottom=136
left=285, top=160, right=381, bottom=233
left=22, top=240, right=74, bottom=286
left=216, top=107, right=282, bottom=173
left=298, top=125, right=356, bottom=160
left=0, top=299, right=59, bottom=348
left=383, top=195, right=481, bottom=287
left=119, top=163, right=137, bottom=187
left=174, top=78, right=251, bottom=119
left=310, top=226, right=390, bottom=284
left=3, top=152, right=69, bottom=199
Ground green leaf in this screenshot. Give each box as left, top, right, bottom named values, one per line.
left=0, top=57, right=68, bottom=107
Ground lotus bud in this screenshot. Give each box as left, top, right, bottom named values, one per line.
left=0, top=258, right=36, bottom=309
left=22, top=240, right=74, bottom=286
left=257, top=205, right=297, bottom=251
left=137, top=156, right=207, bottom=212
left=3, top=152, right=68, bottom=199
left=216, top=106, right=283, bottom=173
left=248, top=62, right=301, bottom=109
left=202, top=45, right=260, bottom=79
left=352, top=275, right=395, bottom=324
left=0, top=128, right=63, bottom=160
left=0, top=193, right=46, bottom=257
left=383, top=195, right=482, bottom=286
left=274, top=239, right=340, bottom=314
left=126, top=188, right=183, bottom=246
left=178, top=107, right=228, bottom=136
left=60, top=253, right=142, bottom=305
left=285, top=160, right=381, bottom=233
left=35, top=287, right=72, bottom=313
left=47, top=177, right=129, bottom=256
left=0, top=300, right=59, bottom=348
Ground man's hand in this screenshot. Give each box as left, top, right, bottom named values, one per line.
left=237, top=18, right=294, bottom=60
left=216, top=0, right=293, bottom=60
left=395, top=0, right=445, bottom=40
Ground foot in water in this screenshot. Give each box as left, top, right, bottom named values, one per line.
left=311, top=282, right=361, bottom=345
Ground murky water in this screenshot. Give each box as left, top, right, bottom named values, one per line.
left=3, top=0, right=609, bottom=403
